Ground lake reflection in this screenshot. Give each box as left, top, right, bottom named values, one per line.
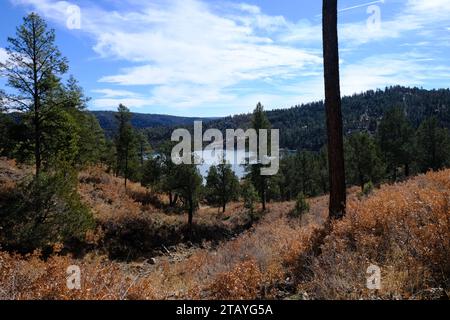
left=194, top=149, right=254, bottom=180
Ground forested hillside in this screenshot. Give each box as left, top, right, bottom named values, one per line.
left=92, top=111, right=217, bottom=137
left=137, top=86, right=450, bottom=150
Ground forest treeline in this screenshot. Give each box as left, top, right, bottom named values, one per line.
left=135, top=86, right=450, bottom=150
left=1, top=13, right=450, bottom=253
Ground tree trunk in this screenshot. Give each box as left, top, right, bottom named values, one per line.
left=261, top=176, right=266, bottom=211
left=322, top=0, right=346, bottom=219
left=188, top=196, right=193, bottom=226
left=124, top=142, right=129, bottom=189
left=169, top=192, right=173, bottom=206
left=34, top=109, right=41, bottom=178
left=359, top=173, right=364, bottom=191
left=222, top=201, right=226, bottom=213
left=404, top=163, right=410, bottom=177
left=32, top=18, right=41, bottom=178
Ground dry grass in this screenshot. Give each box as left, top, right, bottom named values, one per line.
left=297, top=170, right=450, bottom=299
left=1, top=158, right=449, bottom=300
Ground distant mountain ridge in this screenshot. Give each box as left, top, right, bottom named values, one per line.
left=91, top=111, right=219, bottom=136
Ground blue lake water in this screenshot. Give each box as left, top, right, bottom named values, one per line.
left=194, top=149, right=251, bottom=179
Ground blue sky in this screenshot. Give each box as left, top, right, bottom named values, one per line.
left=0, top=0, right=449, bottom=116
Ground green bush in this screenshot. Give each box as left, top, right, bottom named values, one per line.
left=357, top=181, right=375, bottom=199
left=290, top=193, right=310, bottom=218
left=363, top=181, right=374, bottom=195
left=0, top=170, right=94, bottom=252
left=241, top=180, right=259, bottom=219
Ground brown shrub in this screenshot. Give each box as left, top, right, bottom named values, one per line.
left=0, top=250, right=157, bottom=300
left=297, top=170, right=450, bottom=299
left=208, top=260, right=263, bottom=300
left=2, top=158, right=448, bottom=300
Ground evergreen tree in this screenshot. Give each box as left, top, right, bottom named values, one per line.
left=114, top=104, right=138, bottom=188
left=172, top=162, right=203, bottom=227
left=416, top=117, right=450, bottom=172
left=290, top=192, right=310, bottom=218
left=157, top=141, right=180, bottom=206
left=142, top=156, right=162, bottom=189
left=137, top=131, right=151, bottom=167
left=345, top=132, right=385, bottom=190
left=317, top=146, right=329, bottom=194
left=277, top=150, right=325, bottom=201
left=205, top=159, right=240, bottom=212
left=60, top=76, right=106, bottom=166
left=246, top=102, right=271, bottom=211
left=0, top=166, right=94, bottom=251
left=295, top=150, right=320, bottom=197
left=0, top=13, right=68, bottom=177
left=377, top=106, right=415, bottom=180
left=322, top=0, right=346, bottom=219
left=241, top=179, right=259, bottom=216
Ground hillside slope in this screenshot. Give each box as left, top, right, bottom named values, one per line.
left=92, top=111, right=218, bottom=137
left=0, top=158, right=448, bottom=300
left=140, top=86, right=450, bottom=150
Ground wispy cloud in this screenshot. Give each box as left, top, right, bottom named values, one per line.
left=0, top=47, right=8, bottom=63
left=91, top=89, right=139, bottom=98
left=8, top=0, right=450, bottom=115
left=12, top=0, right=323, bottom=111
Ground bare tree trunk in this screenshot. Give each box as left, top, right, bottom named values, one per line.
left=322, top=0, right=346, bottom=219
left=261, top=175, right=266, bottom=211
left=169, top=192, right=173, bottom=206
left=32, top=18, right=41, bottom=178
left=124, top=142, right=129, bottom=190
left=188, top=196, right=193, bottom=227
left=34, top=105, right=41, bottom=178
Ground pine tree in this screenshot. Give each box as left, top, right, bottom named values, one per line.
left=55, top=76, right=105, bottom=167
left=114, top=104, right=138, bottom=189
left=345, top=132, right=385, bottom=190
left=0, top=13, right=68, bottom=177
left=241, top=179, right=259, bottom=216
left=247, top=102, right=271, bottom=211
left=317, top=146, right=329, bottom=194
left=154, top=141, right=180, bottom=206
left=322, top=0, right=346, bottom=219
left=416, top=117, right=450, bottom=172
left=205, top=159, right=240, bottom=212
left=137, top=131, right=151, bottom=167
left=172, top=162, right=203, bottom=227
left=377, top=106, right=415, bottom=180
left=295, top=150, right=320, bottom=197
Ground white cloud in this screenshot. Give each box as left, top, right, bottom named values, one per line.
left=0, top=48, right=8, bottom=63
left=91, top=89, right=138, bottom=98
left=11, top=0, right=322, bottom=109
left=407, top=0, right=450, bottom=17
left=281, top=0, right=450, bottom=46
left=91, top=98, right=150, bottom=110
left=9, top=0, right=450, bottom=113
left=281, top=52, right=450, bottom=106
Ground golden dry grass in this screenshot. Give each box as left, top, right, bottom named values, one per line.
left=1, top=159, right=449, bottom=300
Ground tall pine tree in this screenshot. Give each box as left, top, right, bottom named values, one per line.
left=322, top=0, right=346, bottom=219
left=247, top=102, right=271, bottom=211
left=416, top=117, right=450, bottom=172
left=0, top=13, right=68, bottom=177
left=114, top=104, right=138, bottom=189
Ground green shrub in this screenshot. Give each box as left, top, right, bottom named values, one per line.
left=242, top=181, right=258, bottom=212
left=0, top=170, right=94, bottom=252
left=290, top=193, right=309, bottom=218
left=358, top=181, right=375, bottom=199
